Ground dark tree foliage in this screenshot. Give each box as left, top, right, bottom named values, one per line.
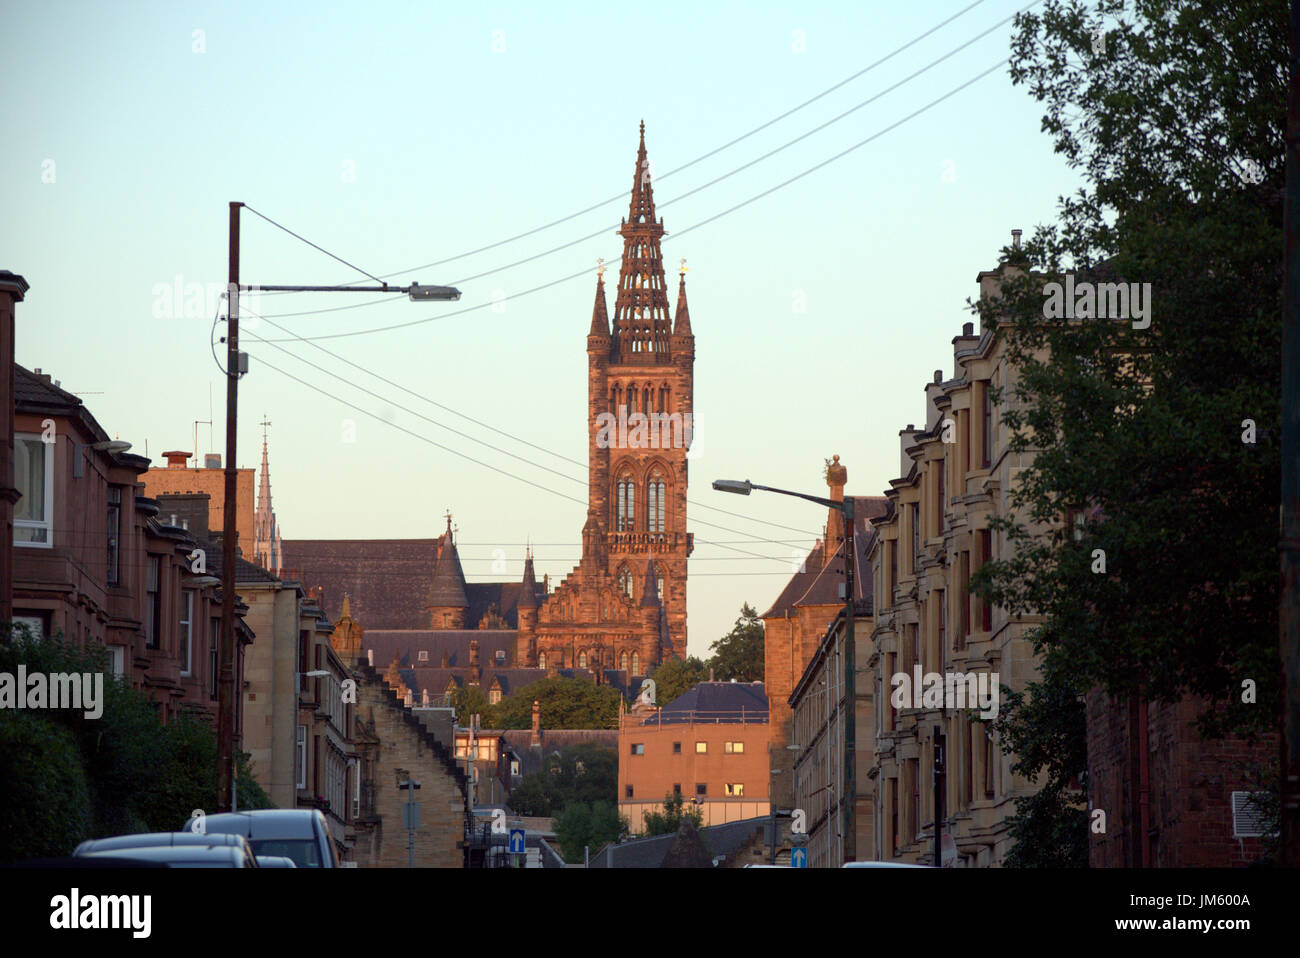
left=488, top=677, right=622, bottom=730
left=641, top=791, right=704, bottom=837
left=554, top=801, right=629, bottom=863
left=0, top=626, right=272, bottom=860
left=507, top=743, right=618, bottom=817
left=648, top=656, right=709, bottom=707
left=969, top=0, right=1285, bottom=866
left=708, top=603, right=765, bottom=682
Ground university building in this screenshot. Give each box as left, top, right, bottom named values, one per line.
left=280, top=124, right=696, bottom=693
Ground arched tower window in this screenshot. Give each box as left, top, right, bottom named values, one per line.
left=620, top=651, right=629, bottom=671
left=617, top=477, right=636, bottom=531
left=631, top=652, right=640, bottom=675
left=617, top=564, right=634, bottom=598
left=647, top=474, right=667, bottom=534
left=643, top=387, right=652, bottom=413
left=657, top=575, right=665, bottom=600
left=628, top=384, right=637, bottom=414
left=659, top=384, right=669, bottom=412
left=579, top=650, right=588, bottom=669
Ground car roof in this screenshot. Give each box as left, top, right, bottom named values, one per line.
left=187, top=809, right=324, bottom=840
left=83, top=845, right=255, bottom=867
left=255, top=855, right=298, bottom=868
left=841, top=861, right=931, bottom=868
left=75, top=832, right=249, bottom=855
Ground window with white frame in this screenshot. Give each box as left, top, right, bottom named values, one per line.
left=179, top=591, right=193, bottom=675
left=14, top=434, right=53, bottom=546
left=106, top=645, right=126, bottom=678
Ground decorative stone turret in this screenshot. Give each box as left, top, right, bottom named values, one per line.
left=427, top=515, right=469, bottom=628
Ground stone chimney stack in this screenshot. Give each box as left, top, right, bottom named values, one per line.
left=531, top=699, right=541, bottom=748
left=469, top=639, right=481, bottom=686
left=163, top=450, right=192, bottom=469
left=824, top=454, right=847, bottom=570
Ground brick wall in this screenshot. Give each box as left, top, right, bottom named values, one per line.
left=1087, top=691, right=1275, bottom=867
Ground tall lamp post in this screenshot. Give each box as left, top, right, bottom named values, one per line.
left=713, top=477, right=857, bottom=863
left=218, top=201, right=461, bottom=812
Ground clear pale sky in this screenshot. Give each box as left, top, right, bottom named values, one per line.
left=1, top=0, right=1080, bottom=656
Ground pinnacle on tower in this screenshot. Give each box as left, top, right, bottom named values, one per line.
left=589, top=262, right=610, bottom=339
left=674, top=268, right=692, bottom=337
left=640, top=558, right=661, bottom=608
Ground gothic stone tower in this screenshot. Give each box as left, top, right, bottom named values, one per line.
left=516, top=124, right=692, bottom=680
left=587, top=121, right=694, bottom=659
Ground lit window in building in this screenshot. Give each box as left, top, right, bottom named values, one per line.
left=725, top=783, right=744, bottom=797
left=695, top=741, right=707, bottom=754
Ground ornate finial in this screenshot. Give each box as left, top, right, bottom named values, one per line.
left=444, top=510, right=453, bottom=535
left=639, top=119, right=645, bottom=139
left=597, top=257, right=605, bottom=278
left=679, top=257, right=688, bottom=276
left=259, top=415, right=271, bottom=441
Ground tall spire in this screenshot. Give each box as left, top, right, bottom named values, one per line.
left=518, top=552, right=539, bottom=609
left=253, top=417, right=280, bottom=574
left=612, top=122, right=671, bottom=362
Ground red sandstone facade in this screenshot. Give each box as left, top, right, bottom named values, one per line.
left=516, top=123, right=695, bottom=677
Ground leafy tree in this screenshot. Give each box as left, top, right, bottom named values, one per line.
left=449, top=684, right=492, bottom=723
left=554, top=800, right=628, bottom=863
left=648, top=656, right=708, bottom=708
left=641, top=792, right=703, bottom=837
left=0, top=625, right=274, bottom=858
left=0, top=711, right=93, bottom=861
left=707, top=603, right=764, bottom=682
left=969, top=0, right=1285, bottom=865
left=489, top=677, right=621, bottom=730
left=507, top=743, right=618, bottom=816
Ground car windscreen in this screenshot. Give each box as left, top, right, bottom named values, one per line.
left=250, top=838, right=322, bottom=868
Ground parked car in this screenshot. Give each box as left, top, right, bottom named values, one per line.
left=841, top=861, right=931, bottom=868
left=254, top=855, right=298, bottom=868
left=79, top=844, right=259, bottom=868
left=74, top=832, right=251, bottom=857
left=183, top=810, right=340, bottom=868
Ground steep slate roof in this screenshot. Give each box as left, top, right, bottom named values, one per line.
left=428, top=534, right=469, bottom=608
left=644, top=681, right=768, bottom=725
left=364, top=630, right=519, bottom=669
left=279, top=539, right=541, bottom=631
left=760, top=496, right=889, bottom=617
left=588, top=815, right=769, bottom=868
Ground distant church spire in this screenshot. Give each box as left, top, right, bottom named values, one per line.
left=253, top=417, right=281, bottom=575
left=590, top=259, right=610, bottom=338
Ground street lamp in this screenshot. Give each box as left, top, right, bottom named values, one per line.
left=713, top=475, right=858, bottom=863
left=217, top=200, right=461, bottom=814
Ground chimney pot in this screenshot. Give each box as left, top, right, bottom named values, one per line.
left=1012, top=228, right=1022, bottom=248
left=962, top=322, right=974, bottom=336
left=933, top=369, right=942, bottom=384
left=162, top=450, right=193, bottom=469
